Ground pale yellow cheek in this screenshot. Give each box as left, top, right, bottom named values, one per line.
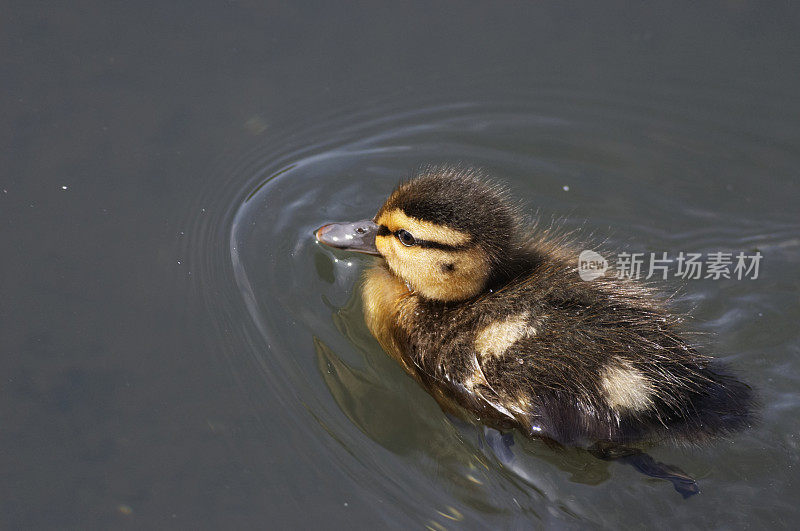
left=392, top=244, right=488, bottom=301
left=601, top=362, right=654, bottom=412
left=375, top=234, right=393, bottom=260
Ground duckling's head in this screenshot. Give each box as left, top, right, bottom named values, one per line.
left=316, top=167, right=522, bottom=302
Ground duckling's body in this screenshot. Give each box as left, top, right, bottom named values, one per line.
left=362, top=246, right=751, bottom=448
left=316, top=167, right=753, bottom=451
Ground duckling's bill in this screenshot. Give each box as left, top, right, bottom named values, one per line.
left=315, top=219, right=380, bottom=255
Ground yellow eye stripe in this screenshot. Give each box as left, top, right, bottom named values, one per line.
left=375, top=209, right=471, bottom=247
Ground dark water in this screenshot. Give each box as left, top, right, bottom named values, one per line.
left=3, top=2, right=799, bottom=529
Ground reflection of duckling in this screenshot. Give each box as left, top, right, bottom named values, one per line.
left=315, top=167, right=753, bottom=492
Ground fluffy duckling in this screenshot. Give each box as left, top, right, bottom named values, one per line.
left=315, top=167, right=753, bottom=481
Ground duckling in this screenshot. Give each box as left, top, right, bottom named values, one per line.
left=315, top=166, right=753, bottom=494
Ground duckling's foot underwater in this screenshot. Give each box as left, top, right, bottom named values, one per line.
left=588, top=441, right=700, bottom=498
left=481, top=427, right=700, bottom=498
left=315, top=166, right=754, bottom=497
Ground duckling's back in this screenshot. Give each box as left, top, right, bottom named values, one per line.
left=363, top=247, right=754, bottom=447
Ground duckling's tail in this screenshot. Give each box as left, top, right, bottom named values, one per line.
left=674, top=363, right=756, bottom=442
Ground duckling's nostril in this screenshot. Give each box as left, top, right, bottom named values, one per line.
left=315, top=220, right=380, bottom=255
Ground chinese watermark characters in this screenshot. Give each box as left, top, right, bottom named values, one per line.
left=578, top=250, right=762, bottom=281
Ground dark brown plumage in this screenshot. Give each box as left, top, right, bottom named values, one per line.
left=316, top=166, right=754, bottom=452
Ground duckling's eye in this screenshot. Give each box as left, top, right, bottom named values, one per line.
left=396, top=229, right=416, bottom=247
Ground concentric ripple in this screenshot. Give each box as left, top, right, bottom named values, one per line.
left=181, top=86, right=800, bottom=528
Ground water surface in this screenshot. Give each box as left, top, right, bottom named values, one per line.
left=3, top=2, right=799, bottom=528
left=216, top=93, right=799, bottom=528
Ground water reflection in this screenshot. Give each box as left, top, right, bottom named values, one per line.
left=218, top=93, right=800, bottom=527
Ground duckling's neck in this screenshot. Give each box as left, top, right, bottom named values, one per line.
left=361, top=262, right=419, bottom=370
left=482, top=247, right=545, bottom=297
